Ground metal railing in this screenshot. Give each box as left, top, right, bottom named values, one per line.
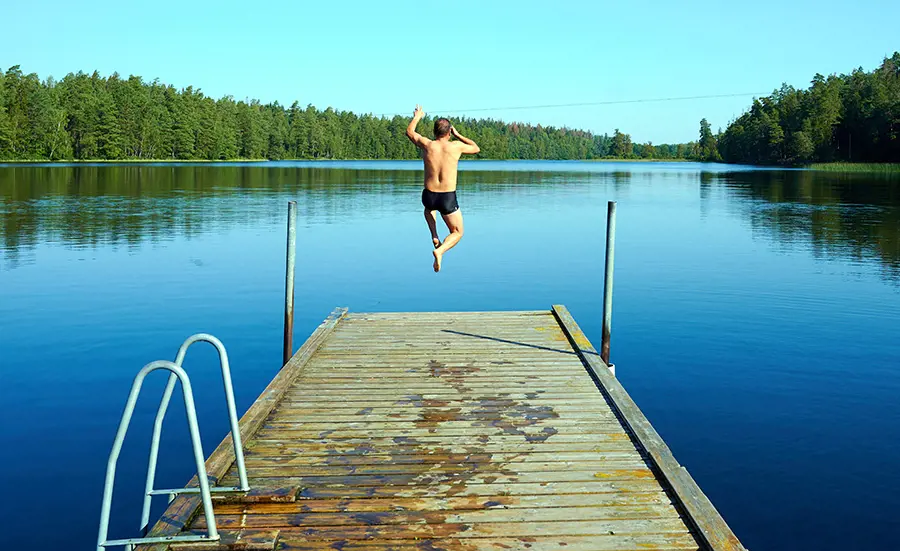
left=97, top=334, right=250, bottom=550
left=140, top=334, right=249, bottom=535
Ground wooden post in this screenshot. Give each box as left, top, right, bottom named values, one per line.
left=283, top=201, right=297, bottom=367
left=601, top=201, right=616, bottom=374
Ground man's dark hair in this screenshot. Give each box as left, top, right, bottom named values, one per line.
left=434, top=118, right=451, bottom=138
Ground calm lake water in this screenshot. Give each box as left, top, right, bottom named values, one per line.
left=0, top=160, right=898, bottom=550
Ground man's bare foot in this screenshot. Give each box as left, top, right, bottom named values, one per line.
left=432, top=237, right=441, bottom=249
left=432, top=249, right=442, bottom=272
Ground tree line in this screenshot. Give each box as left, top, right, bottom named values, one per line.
left=713, top=52, right=900, bottom=165
left=0, top=65, right=701, bottom=162
left=3, top=53, right=898, bottom=165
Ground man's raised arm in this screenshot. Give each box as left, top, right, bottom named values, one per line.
left=451, top=126, right=480, bottom=154
left=405, top=105, right=431, bottom=148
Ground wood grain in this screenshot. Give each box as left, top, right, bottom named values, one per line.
left=141, top=307, right=743, bottom=551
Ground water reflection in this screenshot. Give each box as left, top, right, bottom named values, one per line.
left=718, top=170, right=900, bottom=281
left=1, top=164, right=898, bottom=279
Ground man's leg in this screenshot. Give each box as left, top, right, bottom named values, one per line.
left=433, top=210, right=464, bottom=273
left=424, top=208, right=441, bottom=248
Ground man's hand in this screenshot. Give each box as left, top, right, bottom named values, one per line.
left=407, top=105, right=431, bottom=149
left=450, top=125, right=480, bottom=155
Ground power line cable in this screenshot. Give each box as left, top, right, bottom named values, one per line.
left=372, top=92, right=767, bottom=118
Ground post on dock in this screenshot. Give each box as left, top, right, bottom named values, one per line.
left=601, top=200, right=616, bottom=375
left=283, top=201, right=297, bottom=367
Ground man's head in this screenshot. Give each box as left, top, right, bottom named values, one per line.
left=434, top=118, right=451, bottom=139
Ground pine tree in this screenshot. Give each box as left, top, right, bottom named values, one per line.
left=698, top=118, right=720, bottom=161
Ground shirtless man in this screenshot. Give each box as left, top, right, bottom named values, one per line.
left=405, top=105, right=480, bottom=272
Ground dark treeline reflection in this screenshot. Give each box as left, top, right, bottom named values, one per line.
left=717, top=170, right=900, bottom=280
left=0, top=165, right=572, bottom=267
left=1, top=165, right=898, bottom=279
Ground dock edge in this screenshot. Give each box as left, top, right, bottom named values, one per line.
left=552, top=304, right=747, bottom=551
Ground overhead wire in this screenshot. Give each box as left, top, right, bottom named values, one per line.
left=371, top=92, right=767, bottom=119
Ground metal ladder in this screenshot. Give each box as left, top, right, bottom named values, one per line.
left=96, top=334, right=250, bottom=550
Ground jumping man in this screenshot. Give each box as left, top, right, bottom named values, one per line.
left=405, top=105, right=480, bottom=272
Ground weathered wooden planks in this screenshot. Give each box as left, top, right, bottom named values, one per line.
left=143, top=307, right=744, bottom=551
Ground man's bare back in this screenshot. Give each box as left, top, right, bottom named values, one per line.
left=422, top=139, right=462, bottom=192
left=405, top=105, right=480, bottom=272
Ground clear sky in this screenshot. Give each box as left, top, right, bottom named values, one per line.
left=3, top=0, right=898, bottom=144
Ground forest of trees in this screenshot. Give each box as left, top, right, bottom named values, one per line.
left=6, top=53, right=895, bottom=165
left=0, top=65, right=697, bottom=162
left=716, top=52, right=900, bottom=165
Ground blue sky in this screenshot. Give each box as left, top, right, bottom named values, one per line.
left=3, top=0, right=898, bottom=144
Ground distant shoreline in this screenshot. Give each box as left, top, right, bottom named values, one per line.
left=2, top=159, right=898, bottom=174
left=0, top=157, right=695, bottom=165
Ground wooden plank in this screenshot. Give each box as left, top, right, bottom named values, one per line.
left=296, top=374, right=591, bottom=382
left=320, top=329, right=566, bottom=336
left=317, top=340, right=576, bottom=347
left=248, top=434, right=632, bottom=446
left=265, top=409, right=618, bottom=419
left=552, top=305, right=745, bottom=551
left=234, top=460, right=651, bottom=475
left=238, top=450, right=644, bottom=466
left=315, top=343, right=576, bottom=351
left=188, top=518, right=690, bottom=539
left=260, top=416, right=612, bottom=425
left=298, top=375, right=589, bottom=381
left=280, top=386, right=600, bottom=395
left=344, top=311, right=550, bottom=318
left=222, top=470, right=657, bottom=487
left=266, top=412, right=614, bottom=421
left=302, top=371, right=588, bottom=376
left=192, top=503, right=682, bottom=529
left=324, top=334, right=567, bottom=341
left=243, top=441, right=640, bottom=455
left=261, top=419, right=622, bottom=429
left=236, top=463, right=652, bottom=479
left=271, top=534, right=701, bottom=551
left=223, top=481, right=667, bottom=499
left=270, top=397, right=612, bottom=408
left=272, top=404, right=609, bottom=412
left=288, top=380, right=599, bottom=389
left=313, top=352, right=575, bottom=357
left=267, top=402, right=616, bottom=413
left=281, top=390, right=605, bottom=398
left=259, top=423, right=625, bottom=435
left=322, top=337, right=573, bottom=345
left=306, top=361, right=586, bottom=366
left=211, top=492, right=673, bottom=514
left=139, top=307, right=348, bottom=550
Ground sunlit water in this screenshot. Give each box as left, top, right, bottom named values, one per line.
left=1, top=161, right=898, bottom=550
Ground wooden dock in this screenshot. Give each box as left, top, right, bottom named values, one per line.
left=140, top=306, right=745, bottom=551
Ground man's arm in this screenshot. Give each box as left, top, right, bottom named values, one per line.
left=405, top=105, right=431, bottom=149
left=451, top=126, right=480, bottom=154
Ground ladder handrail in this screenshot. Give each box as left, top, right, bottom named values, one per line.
left=97, top=361, right=219, bottom=550
left=139, top=334, right=249, bottom=535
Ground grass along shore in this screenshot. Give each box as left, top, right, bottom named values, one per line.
left=806, top=163, right=900, bottom=173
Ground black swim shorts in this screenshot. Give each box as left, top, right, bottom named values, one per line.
left=421, top=189, right=459, bottom=215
